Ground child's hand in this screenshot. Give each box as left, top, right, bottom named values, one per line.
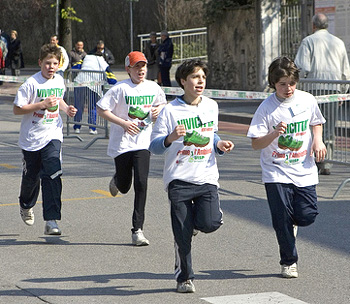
left=66, top=105, right=77, bottom=117
left=123, top=120, right=140, bottom=135
left=42, top=95, right=59, bottom=110
left=311, top=139, right=327, bottom=162
left=217, top=140, right=234, bottom=153
left=275, top=121, right=287, bottom=136
left=150, top=105, right=163, bottom=120
left=164, top=125, right=186, bottom=147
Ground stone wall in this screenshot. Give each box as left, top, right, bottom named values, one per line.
left=207, top=6, right=258, bottom=91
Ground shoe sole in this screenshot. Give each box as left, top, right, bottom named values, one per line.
left=133, top=240, right=149, bottom=246
left=44, top=230, right=62, bottom=236
left=109, top=178, right=119, bottom=197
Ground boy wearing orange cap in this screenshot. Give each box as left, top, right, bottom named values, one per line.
left=97, top=51, right=167, bottom=246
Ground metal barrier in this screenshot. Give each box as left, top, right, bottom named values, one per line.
left=138, top=27, right=208, bottom=63
left=298, top=79, right=350, bottom=198
left=65, top=69, right=109, bottom=149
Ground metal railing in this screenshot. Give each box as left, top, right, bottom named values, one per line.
left=138, top=27, right=208, bottom=64
left=298, top=78, right=350, bottom=198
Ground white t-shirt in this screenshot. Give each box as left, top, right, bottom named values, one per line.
left=97, top=78, right=167, bottom=158
left=151, top=96, right=220, bottom=189
left=14, top=72, right=65, bottom=151
left=247, top=90, right=326, bottom=187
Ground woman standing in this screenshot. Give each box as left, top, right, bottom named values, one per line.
left=8, top=30, right=23, bottom=76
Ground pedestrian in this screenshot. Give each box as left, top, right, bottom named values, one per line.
left=72, top=52, right=117, bottom=135
left=144, top=32, right=159, bottom=81
left=8, top=30, right=23, bottom=76
left=149, top=59, right=234, bottom=293
left=247, top=56, right=327, bottom=279
left=294, top=13, right=350, bottom=175
left=89, top=40, right=115, bottom=66
left=13, top=43, right=77, bottom=235
left=97, top=51, right=167, bottom=246
left=158, top=30, right=173, bottom=87
left=69, top=40, right=87, bottom=67
left=50, top=35, right=69, bottom=76
left=0, top=29, right=7, bottom=85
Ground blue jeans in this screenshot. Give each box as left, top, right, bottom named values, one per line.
left=265, top=183, right=318, bottom=265
left=19, top=140, right=62, bottom=221
left=168, top=180, right=223, bottom=282
left=113, top=150, right=150, bottom=232
left=73, top=87, right=98, bottom=131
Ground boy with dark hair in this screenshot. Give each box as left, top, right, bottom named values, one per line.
left=97, top=51, right=166, bottom=246
left=247, top=56, right=327, bottom=278
left=13, top=43, right=77, bottom=235
left=150, top=59, right=234, bottom=293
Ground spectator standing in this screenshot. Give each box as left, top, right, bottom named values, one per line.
left=149, top=59, right=234, bottom=293
left=158, top=30, right=173, bottom=87
left=69, top=40, right=87, bottom=67
left=0, top=29, right=7, bottom=85
left=50, top=35, right=69, bottom=76
left=294, top=13, right=350, bottom=175
left=97, top=51, right=167, bottom=246
left=89, top=40, right=115, bottom=66
left=247, top=56, right=327, bottom=279
left=13, top=44, right=77, bottom=235
left=144, top=32, right=159, bottom=81
left=8, top=30, right=23, bottom=76
left=72, top=52, right=117, bottom=135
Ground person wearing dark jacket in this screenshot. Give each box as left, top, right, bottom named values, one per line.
left=158, top=30, right=173, bottom=87
left=89, top=40, right=115, bottom=66
left=8, top=30, right=24, bottom=76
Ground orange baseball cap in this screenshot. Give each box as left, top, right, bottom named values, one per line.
left=125, top=51, right=148, bottom=67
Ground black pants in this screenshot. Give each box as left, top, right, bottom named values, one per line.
left=19, top=140, right=62, bottom=221
left=168, top=180, right=223, bottom=282
left=265, top=183, right=318, bottom=265
left=160, top=66, right=171, bottom=87
left=113, top=149, right=150, bottom=231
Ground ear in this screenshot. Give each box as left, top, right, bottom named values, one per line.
left=180, top=78, right=186, bottom=86
left=38, top=59, right=41, bottom=67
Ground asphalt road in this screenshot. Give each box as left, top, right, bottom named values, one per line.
left=0, top=77, right=349, bottom=303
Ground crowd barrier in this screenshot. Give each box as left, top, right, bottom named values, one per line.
left=2, top=73, right=350, bottom=198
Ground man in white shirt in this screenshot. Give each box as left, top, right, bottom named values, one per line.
left=294, top=13, right=350, bottom=175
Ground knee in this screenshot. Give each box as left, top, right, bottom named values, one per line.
left=295, top=211, right=318, bottom=227
left=197, top=220, right=223, bottom=234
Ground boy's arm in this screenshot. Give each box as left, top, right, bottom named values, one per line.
left=311, top=124, right=327, bottom=162
left=97, top=106, right=140, bottom=135
left=59, top=99, right=77, bottom=117
left=13, top=96, right=59, bottom=115
left=251, top=121, right=287, bottom=150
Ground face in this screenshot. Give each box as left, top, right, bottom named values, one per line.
left=11, top=32, right=16, bottom=39
left=126, top=61, right=147, bottom=84
left=161, top=34, right=166, bottom=41
left=274, top=76, right=296, bottom=99
left=97, top=44, right=104, bottom=52
left=39, top=55, right=60, bottom=79
left=50, top=36, right=58, bottom=45
left=150, top=36, right=157, bottom=43
left=76, top=41, right=84, bottom=51
left=181, top=68, right=206, bottom=99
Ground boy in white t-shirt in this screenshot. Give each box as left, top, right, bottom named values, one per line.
left=149, top=59, right=234, bottom=293
left=247, top=57, right=327, bottom=279
left=97, top=51, right=167, bottom=246
left=13, top=44, right=77, bottom=235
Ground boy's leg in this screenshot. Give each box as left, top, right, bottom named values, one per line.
left=131, top=149, right=150, bottom=231
left=168, top=180, right=196, bottom=283
left=40, top=140, right=62, bottom=221
left=293, top=185, right=319, bottom=226
left=265, top=183, right=297, bottom=266
left=19, top=150, right=41, bottom=209
left=193, top=183, right=223, bottom=233
left=113, top=152, right=133, bottom=194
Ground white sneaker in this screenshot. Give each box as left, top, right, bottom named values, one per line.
left=44, top=220, right=62, bottom=235
left=293, top=225, right=298, bottom=237
left=132, top=229, right=149, bottom=246
left=74, top=129, right=80, bottom=134
left=281, top=263, right=298, bottom=278
left=20, top=207, right=34, bottom=226
left=109, top=176, right=119, bottom=197
left=177, top=280, right=195, bottom=293
left=89, top=129, right=98, bottom=135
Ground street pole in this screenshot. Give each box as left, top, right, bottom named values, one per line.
left=128, top=0, right=139, bottom=52
left=55, top=0, right=59, bottom=35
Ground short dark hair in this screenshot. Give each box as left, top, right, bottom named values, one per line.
left=39, top=43, right=61, bottom=61
left=175, top=59, right=209, bottom=89
left=268, top=56, right=299, bottom=89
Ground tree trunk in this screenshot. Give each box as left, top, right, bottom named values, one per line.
left=59, top=0, right=72, bottom=52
